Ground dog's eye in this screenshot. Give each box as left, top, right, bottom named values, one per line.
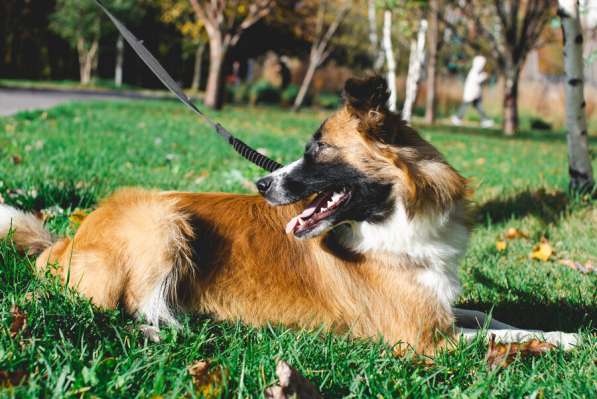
left=305, top=141, right=330, bottom=161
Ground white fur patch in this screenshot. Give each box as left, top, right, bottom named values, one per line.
left=0, top=204, right=23, bottom=236
left=138, top=281, right=179, bottom=327
left=346, top=200, right=469, bottom=308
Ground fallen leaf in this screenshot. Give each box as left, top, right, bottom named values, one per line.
left=9, top=306, right=27, bottom=338
left=496, top=240, right=507, bottom=251
left=530, top=239, right=554, bottom=262
left=0, top=370, right=28, bottom=388
left=559, top=259, right=596, bottom=275
left=11, top=155, right=22, bottom=165
left=139, top=324, right=160, bottom=343
left=475, top=158, right=486, bottom=165
left=188, top=360, right=227, bottom=398
left=505, top=227, right=528, bottom=240
left=68, top=209, right=89, bottom=228
left=264, top=361, right=322, bottom=399
left=485, top=334, right=556, bottom=369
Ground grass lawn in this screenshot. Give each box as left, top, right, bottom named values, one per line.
left=0, top=100, right=595, bottom=397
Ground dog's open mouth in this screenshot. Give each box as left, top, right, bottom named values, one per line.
left=285, top=188, right=351, bottom=236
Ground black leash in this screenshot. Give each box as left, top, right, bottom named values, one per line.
left=95, top=0, right=282, bottom=172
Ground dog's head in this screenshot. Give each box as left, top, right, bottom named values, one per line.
left=256, top=76, right=467, bottom=239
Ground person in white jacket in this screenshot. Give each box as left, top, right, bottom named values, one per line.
left=452, top=55, right=494, bottom=127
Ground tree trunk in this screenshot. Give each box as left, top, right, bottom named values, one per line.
left=502, top=67, right=520, bottom=135
left=559, top=0, right=594, bottom=192
left=114, top=34, right=124, bottom=88
left=382, top=9, right=397, bottom=112
left=425, top=0, right=439, bottom=124
left=76, top=37, right=99, bottom=85
left=368, top=0, right=384, bottom=71
left=402, top=20, right=428, bottom=122
left=293, top=50, right=319, bottom=111
left=191, top=42, right=205, bottom=92
left=204, top=37, right=227, bottom=110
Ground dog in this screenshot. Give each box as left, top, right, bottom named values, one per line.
left=0, top=76, right=578, bottom=354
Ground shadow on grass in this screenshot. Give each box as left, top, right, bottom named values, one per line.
left=459, top=269, right=596, bottom=332
left=476, top=188, right=570, bottom=225
left=419, top=123, right=597, bottom=144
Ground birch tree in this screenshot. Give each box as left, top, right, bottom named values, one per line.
left=558, top=0, right=594, bottom=193
left=402, top=19, right=427, bottom=122
left=382, top=8, right=398, bottom=112
left=292, top=0, right=351, bottom=111
left=424, top=0, right=440, bottom=124
left=189, top=0, right=274, bottom=110
left=368, top=0, right=385, bottom=71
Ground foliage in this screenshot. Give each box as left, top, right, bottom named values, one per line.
left=227, top=83, right=251, bottom=104
left=158, top=0, right=206, bottom=49
left=314, top=92, right=341, bottom=109
left=49, top=0, right=103, bottom=47
left=249, top=80, right=281, bottom=105
left=280, top=84, right=300, bottom=106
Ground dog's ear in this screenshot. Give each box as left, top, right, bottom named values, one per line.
left=343, top=76, right=389, bottom=114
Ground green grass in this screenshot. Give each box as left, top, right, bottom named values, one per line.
left=0, top=100, right=596, bottom=398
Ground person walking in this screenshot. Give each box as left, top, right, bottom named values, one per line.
left=451, top=55, right=494, bottom=127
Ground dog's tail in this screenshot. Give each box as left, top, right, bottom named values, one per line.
left=0, top=204, right=55, bottom=255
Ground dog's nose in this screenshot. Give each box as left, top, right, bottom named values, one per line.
left=256, top=176, right=273, bottom=194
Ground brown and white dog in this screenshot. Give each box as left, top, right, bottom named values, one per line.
left=0, top=77, right=578, bottom=354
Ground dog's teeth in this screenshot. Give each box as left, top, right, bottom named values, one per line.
left=298, top=218, right=305, bottom=225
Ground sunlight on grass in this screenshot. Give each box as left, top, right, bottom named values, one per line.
left=0, top=101, right=595, bottom=397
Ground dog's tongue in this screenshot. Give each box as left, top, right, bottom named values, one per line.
left=285, top=203, right=318, bottom=234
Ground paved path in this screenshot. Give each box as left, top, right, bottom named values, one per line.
left=0, top=88, right=163, bottom=116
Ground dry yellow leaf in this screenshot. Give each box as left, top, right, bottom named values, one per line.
left=188, top=360, right=227, bottom=398
left=505, top=227, right=529, bottom=240
left=68, top=209, right=89, bottom=228
left=496, top=241, right=507, bottom=251
left=530, top=239, right=554, bottom=261
left=486, top=334, right=556, bottom=369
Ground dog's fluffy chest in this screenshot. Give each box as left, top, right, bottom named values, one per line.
left=342, top=201, right=469, bottom=308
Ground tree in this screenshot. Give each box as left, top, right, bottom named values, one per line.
left=50, top=0, right=102, bottom=85
left=367, top=0, right=385, bottom=71
left=382, top=7, right=398, bottom=112
left=443, top=1, right=552, bottom=135
left=110, top=0, right=144, bottom=88
left=292, top=0, right=351, bottom=111
left=160, top=0, right=207, bottom=91
left=189, top=0, right=274, bottom=109
left=402, top=19, right=427, bottom=122
left=558, top=0, right=594, bottom=193
left=424, top=0, right=440, bottom=124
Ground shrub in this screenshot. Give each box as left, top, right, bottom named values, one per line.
left=281, top=84, right=300, bottom=106
left=227, top=83, right=251, bottom=104
left=315, top=92, right=341, bottom=109
left=249, top=80, right=280, bottom=105
left=529, top=117, right=552, bottom=130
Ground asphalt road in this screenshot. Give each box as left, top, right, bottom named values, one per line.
left=0, top=88, right=136, bottom=116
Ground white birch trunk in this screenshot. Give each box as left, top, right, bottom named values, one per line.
left=382, top=9, right=397, bottom=112
left=559, top=0, right=594, bottom=192
left=368, top=0, right=384, bottom=71
left=115, top=35, right=124, bottom=88
left=402, top=20, right=428, bottom=122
